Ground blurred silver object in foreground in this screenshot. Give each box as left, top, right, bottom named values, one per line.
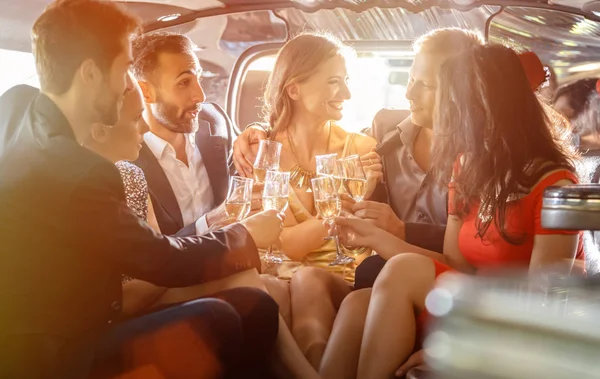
left=424, top=184, right=600, bottom=379
left=541, top=184, right=600, bottom=231
left=424, top=272, right=600, bottom=379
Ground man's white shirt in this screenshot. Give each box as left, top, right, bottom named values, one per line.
left=144, top=131, right=215, bottom=235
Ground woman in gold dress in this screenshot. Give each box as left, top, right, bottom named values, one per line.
left=244, top=32, right=383, bottom=366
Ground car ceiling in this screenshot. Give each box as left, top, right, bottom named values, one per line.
left=1, top=0, right=600, bottom=82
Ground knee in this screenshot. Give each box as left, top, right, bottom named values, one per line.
left=374, top=253, right=434, bottom=292
left=340, top=288, right=371, bottom=311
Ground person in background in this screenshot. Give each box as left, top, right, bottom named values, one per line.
left=325, top=44, right=583, bottom=379
left=85, top=75, right=323, bottom=379
left=231, top=32, right=382, bottom=369
left=0, top=1, right=283, bottom=378
left=553, top=77, right=598, bottom=127
left=131, top=31, right=241, bottom=237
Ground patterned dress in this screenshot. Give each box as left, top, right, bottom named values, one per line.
left=115, top=161, right=149, bottom=221
left=115, top=161, right=149, bottom=283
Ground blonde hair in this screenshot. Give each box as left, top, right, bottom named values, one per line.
left=413, top=27, right=484, bottom=57
left=262, top=31, right=355, bottom=137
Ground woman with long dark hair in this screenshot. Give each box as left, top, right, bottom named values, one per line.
left=325, top=44, right=584, bottom=379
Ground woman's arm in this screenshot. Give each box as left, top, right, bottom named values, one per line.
left=280, top=218, right=330, bottom=261
left=529, top=178, right=580, bottom=275
left=334, top=214, right=477, bottom=273
left=529, top=234, right=578, bottom=274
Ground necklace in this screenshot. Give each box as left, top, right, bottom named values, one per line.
left=287, top=122, right=332, bottom=190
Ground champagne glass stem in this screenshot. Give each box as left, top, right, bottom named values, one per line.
left=328, top=219, right=354, bottom=266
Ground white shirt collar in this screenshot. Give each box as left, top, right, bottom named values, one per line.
left=144, top=132, right=170, bottom=160
left=144, top=131, right=196, bottom=161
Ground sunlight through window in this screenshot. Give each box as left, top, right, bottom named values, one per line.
left=0, top=49, right=39, bottom=96
left=246, top=53, right=411, bottom=133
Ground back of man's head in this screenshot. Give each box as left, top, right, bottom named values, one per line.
left=32, top=0, right=141, bottom=95
left=413, top=27, right=484, bottom=57
left=131, top=31, right=197, bottom=84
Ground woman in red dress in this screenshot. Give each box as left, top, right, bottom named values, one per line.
left=323, top=44, right=583, bottom=379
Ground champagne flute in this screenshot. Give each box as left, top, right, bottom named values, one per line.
left=311, top=176, right=355, bottom=266
left=253, top=140, right=282, bottom=183
left=263, top=170, right=290, bottom=264
left=315, top=153, right=343, bottom=193
left=225, top=176, right=253, bottom=221
left=340, top=154, right=368, bottom=202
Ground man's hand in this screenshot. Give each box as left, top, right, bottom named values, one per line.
left=360, top=150, right=383, bottom=199
left=233, top=125, right=268, bottom=177
left=352, top=201, right=405, bottom=240
left=395, top=349, right=426, bottom=377
left=240, top=209, right=284, bottom=249
left=205, top=202, right=229, bottom=228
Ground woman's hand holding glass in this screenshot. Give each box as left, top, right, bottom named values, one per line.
left=325, top=215, right=397, bottom=256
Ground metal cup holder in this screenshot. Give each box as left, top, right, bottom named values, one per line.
left=542, top=184, right=600, bottom=230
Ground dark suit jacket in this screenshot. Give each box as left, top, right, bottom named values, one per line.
left=0, top=84, right=39, bottom=156
left=135, top=102, right=238, bottom=236
left=372, top=108, right=446, bottom=253
left=0, top=93, right=258, bottom=377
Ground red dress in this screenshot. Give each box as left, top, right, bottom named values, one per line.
left=415, top=169, right=584, bottom=342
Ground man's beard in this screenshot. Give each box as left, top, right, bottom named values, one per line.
left=154, top=93, right=200, bottom=134
left=92, top=81, right=121, bottom=126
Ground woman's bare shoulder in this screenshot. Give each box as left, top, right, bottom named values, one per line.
left=331, top=123, right=376, bottom=151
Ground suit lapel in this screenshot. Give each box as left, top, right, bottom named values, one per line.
left=196, top=119, right=229, bottom=205
left=136, top=144, right=184, bottom=228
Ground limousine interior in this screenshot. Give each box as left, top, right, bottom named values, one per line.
left=2, top=0, right=600, bottom=378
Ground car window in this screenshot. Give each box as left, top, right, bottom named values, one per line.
left=0, top=49, right=39, bottom=96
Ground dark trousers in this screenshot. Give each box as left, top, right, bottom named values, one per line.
left=354, top=254, right=387, bottom=290
left=1, top=287, right=278, bottom=379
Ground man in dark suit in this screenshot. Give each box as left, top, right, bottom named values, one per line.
left=131, top=31, right=237, bottom=237
left=0, top=1, right=282, bottom=378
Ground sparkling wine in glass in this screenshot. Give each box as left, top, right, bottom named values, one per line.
left=315, top=153, right=343, bottom=193
left=311, top=176, right=354, bottom=266
left=340, top=154, right=368, bottom=202
left=225, top=176, right=253, bottom=221
left=253, top=140, right=282, bottom=183
left=263, top=170, right=290, bottom=264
